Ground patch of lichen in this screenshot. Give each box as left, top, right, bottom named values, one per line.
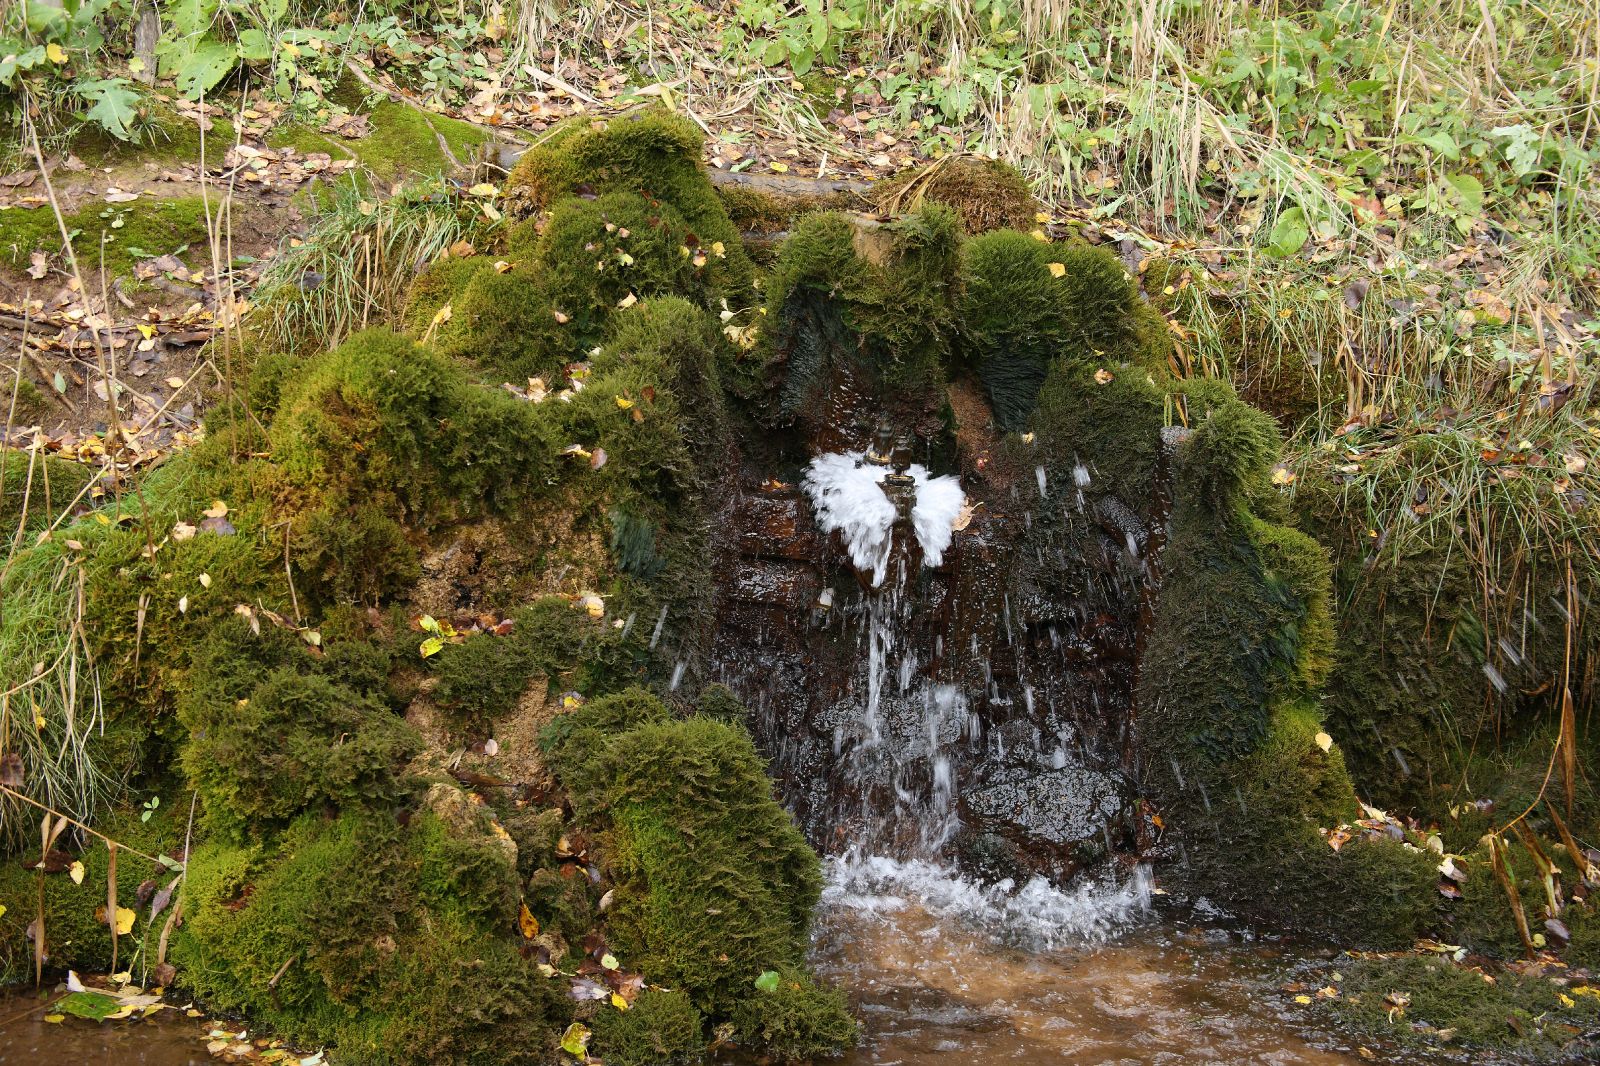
left=590, top=987, right=705, bottom=1066
left=0, top=804, right=184, bottom=985
left=0, top=196, right=211, bottom=281
left=875, top=157, right=1038, bottom=235
left=765, top=206, right=962, bottom=416
left=174, top=809, right=564, bottom=1065
left=540, top=688, right=850, bottom=1047
left=1332, top=953, right=1600, bottom=1057
left=505, top=109, right=753, bottom=298
left=0, top=451, right=92, bottom=535
left=266, top=101, right=488, bottom=188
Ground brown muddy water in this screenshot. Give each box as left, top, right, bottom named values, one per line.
left=0, top=857, right=1441, bottom=1066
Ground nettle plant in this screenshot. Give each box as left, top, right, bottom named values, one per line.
left=0, top=0, right=141, bottom=139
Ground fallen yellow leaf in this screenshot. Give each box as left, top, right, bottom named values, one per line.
left=46, top=43, right=69, bottom=64
left=115, top=906, right=136, bottom=934
left=70, top=860, right=85, bottom=885
left=1047, top=262, right=1066, bottom=278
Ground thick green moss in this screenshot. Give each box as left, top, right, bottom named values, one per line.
left=2, top=377, right=57, bottom=428
left=400, top=255, right=493, bottom=338
left=875, top=157, right=1038, bottom=235
left=0, top=451, right=91, bottom=535
left=766, top=206, right=962, bottom=416
left=438, top=193, right=725, bottom=382
left=590, top=987, right=704, bottom=1066
left=541, top=690, right=848, bottom=1046
left=266, top=100, right=488, bottom=187
left=1333, top=953, right=1600, bottom=1056
left=173, top=810, right=561, bottom=1066
left=728, top=966, right=859, bottom=1061
left=505, top=108, right=754, bottom=304
left=0, top=196, right=211, bottom=280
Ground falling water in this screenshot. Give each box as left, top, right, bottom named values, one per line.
left=801, top=449, right=1151, bottom=946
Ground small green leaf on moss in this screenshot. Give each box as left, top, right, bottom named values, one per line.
left=754, top=970, right=781, bottom=993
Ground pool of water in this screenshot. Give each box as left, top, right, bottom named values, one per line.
left=0, top=860, right=1442, bottom=1066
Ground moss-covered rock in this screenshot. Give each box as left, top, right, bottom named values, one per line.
left=875, top=157, right=1038, bottom=235
left=400, top=254, right=493, bottom=338
left=0, top=805, right=185, bottom=985
left=173, top=809, right=563, bottom=1066
left=541, top=688, right=852, bottom=1048
left=590, top=987, right=704, bottom=1066
left=728, top=967, right=859, bottom=1062
left=0, top=451, right=92, bottom=535
left=505, top=108, right=753, bottom=303
left=266, top=100, right=487, bottom=188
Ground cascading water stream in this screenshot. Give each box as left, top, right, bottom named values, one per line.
left=801, top=448, right=1152, bottom=943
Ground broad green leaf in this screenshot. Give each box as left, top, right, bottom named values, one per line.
left=754, top=969, right=781, bottom=993
left=56, top=991, right=120, bottom=1021
left=77, top=79, right=140, bottom=141
left=174, top=40, right=237, bottom=98
left=1418, top=129, right=1459, bottom=160
left=236, top=29, right=271, bottom=62
left=1265, top=206, right=1309, bottom=258
left=1445, top=173, right=1484, bottom=215
left=166, top=0, right=221, bottom=38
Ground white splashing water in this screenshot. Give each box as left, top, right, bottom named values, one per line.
left=803, top=451, right=965, bottom=587
left=823, top=853, right=1152, bottom=950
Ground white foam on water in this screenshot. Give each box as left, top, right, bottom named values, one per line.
left=822, top=852, right=1152, bottom=951
left=803, top=451, right=965, bottom=587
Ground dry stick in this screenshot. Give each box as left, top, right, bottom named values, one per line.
left=107, top=839, right=119, bottom=976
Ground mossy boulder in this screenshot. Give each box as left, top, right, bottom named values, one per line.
left=875, top=156, right=1038, bottom=235
left=174, top=809, right=563, bottom=1066
left=540, top=688, right=853, bottom=1048
left=400, top=254, right=493, bottom=338
left=590, top=987, right=704, bottom=1066
left=505, top=108, right=753, bottom=302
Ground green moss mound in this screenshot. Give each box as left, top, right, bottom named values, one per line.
left=541, top=687, right=851, bottom=1048
left=1334, top=953, right=1600, bottom=1056
left=729, top=966, right=860, bottom=1061
left=174, top=809, right=562, bottom=1066
left=400, top=254, right=493, bottom=338
left=0, top=806, right=185, bottom=985
left=439, top=192, right=727, bottom=383
left=767, top=206, right=962, bottom=416
left=506, top=109, right=754, bottom=312
left=876, top=157, right=1038, bottom=234
left=590, top=987, right=704, bottom=1066
left=961, top=230, right=1073, bottom=432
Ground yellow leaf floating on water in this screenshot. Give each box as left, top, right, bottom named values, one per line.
left=70, top=860, right=85, bottom=885
left=1047, top=262, right=1066, bottom=278
left=1314, top=731, right=1333, bottom=752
